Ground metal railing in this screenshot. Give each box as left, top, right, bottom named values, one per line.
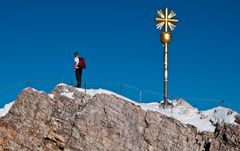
left=0, top=80, right=238, bottom=112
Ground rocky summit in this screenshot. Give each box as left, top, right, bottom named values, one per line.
left=0, top=84, right=240, bottom=151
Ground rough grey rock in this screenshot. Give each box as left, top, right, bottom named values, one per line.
left=235, top=115, right=240, bottom=125
left=0, top=85, right=239, bottom=151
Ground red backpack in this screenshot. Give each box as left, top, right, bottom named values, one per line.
left=78, top=57, right=86, bottom=69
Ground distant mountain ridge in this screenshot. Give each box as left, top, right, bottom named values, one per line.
left=0, top=84, right=239, bottom=151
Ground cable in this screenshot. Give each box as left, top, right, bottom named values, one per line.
left=122, top=83, right=141, bottom=90
left=0, top=81, right=27, bottom=92
left=86, top=82, right=120, bottom=86
left=142, top=89, right=164, bottom=96
left=29, top=80, right=60, bottom=84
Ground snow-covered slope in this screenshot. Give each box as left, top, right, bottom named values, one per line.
left=0, top=84, right=239, bottom=133
left=60, top=85, right=238, bottom=132
left=140, top=102, right=237, bottom=132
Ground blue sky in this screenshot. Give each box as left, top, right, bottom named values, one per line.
left=0, top=0, right=240, bottom=112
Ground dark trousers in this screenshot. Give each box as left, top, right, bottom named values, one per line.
left=75, top=68, right=82, bottom=88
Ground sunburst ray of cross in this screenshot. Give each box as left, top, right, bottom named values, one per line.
left=155, top=8, right=179, bottom=32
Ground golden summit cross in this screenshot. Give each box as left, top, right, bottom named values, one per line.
left=155, top=8, right=179, bottom=32
left=154, top=8, right=179, bottom=107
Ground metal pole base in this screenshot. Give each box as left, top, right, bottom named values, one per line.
left=159, top=101, right=173, bottom=109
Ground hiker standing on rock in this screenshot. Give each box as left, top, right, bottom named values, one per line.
left=74, top=51, right=86, bottom=88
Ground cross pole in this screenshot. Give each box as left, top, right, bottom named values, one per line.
left=154, top=8, right=179, bottom=107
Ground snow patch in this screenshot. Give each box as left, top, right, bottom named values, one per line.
left=24, top=87, right=38, bottom=92
left=76, top=88, right=139, bottom=104
left=136, top=102, right=238, bottom=132
left=0, top=101, right=15, bottom=118
left=57, top=83, right=67, bottom=86
left=61, top=92, right=74, bottom=99
left=48, top=94, right=54, bottom=99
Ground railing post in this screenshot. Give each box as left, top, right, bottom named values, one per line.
left=221, top=100, right=224, bottom=107
left=120, top=82, right=123, bottom=94
left=140, top=90, right=142, bottom=102
left=61, top=75, right=64, bottom=83
left=26, top=80, right=30, bottom=87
